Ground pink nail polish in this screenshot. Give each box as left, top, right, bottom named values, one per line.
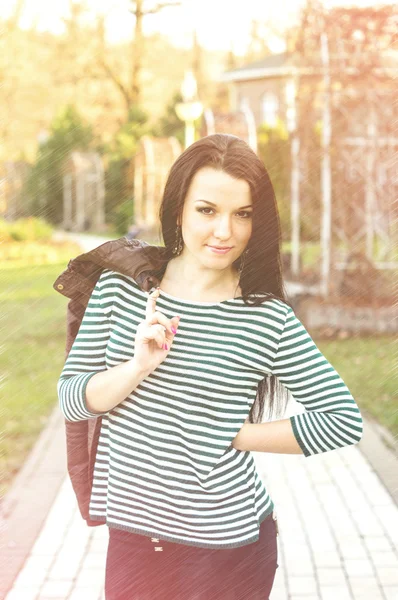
left=164, top=344, right=169, bottom=350
left=171, top=327, right=177, bottom=334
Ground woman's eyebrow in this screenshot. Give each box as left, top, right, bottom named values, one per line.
left=195, top=200, right=253, bottom=210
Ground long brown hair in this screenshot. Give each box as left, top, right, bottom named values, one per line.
left=152, top=133, right=293, bottom=423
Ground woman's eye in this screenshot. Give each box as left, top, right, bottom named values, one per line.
left=197, top=208, right=252, bottom=218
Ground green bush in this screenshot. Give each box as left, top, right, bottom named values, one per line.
left=110, top=199, right=135, bottom=236
left=0, top=219, right=13, bottom=242
left=1, top=217, right=54, bottom=242
left=23, top=105, right=96, bottom=225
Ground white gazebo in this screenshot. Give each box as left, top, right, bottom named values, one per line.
left=133, top=136, right=181, bottom=228
left=62, top=152, right=105, bottom=232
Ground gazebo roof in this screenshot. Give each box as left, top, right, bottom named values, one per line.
left=221, top=49, right=398, bottom=83
left=220, top=52, right=300, bottom=83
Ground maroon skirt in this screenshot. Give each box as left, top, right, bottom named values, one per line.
left=105, top=513, right=279, bottom=600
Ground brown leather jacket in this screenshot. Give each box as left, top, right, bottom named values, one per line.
left=53, top=236, right=167, bottom=526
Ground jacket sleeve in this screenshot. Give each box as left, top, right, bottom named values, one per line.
left=270, top=306, right=364, bottom=457
left=57, top=271, right=111, bottom=422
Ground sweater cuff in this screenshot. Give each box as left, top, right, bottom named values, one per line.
left=289, top=415, right=313, bottom=457
left=59, top=372, right=109, bottom=421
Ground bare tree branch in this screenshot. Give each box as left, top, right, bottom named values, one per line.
left=99, top=57, right=131, bottom=112
left=128, top=1, right=181, bottom=15
left=8, top=0, right=26, bottom=32
left=143, top=1, right=182, bottom=15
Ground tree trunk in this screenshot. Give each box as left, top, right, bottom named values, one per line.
left=130, top=0, right=144, bottom=106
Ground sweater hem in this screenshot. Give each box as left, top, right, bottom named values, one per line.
left=90, top=503, right=274, bottom=549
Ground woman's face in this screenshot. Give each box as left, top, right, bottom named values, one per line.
left=178, top=166, right=253, bottom=270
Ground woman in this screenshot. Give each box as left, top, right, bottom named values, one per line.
left=57, top=134, right=363, bottom=599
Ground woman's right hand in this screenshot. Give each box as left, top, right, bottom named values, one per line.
left=133, top=287, right=180, bottom=375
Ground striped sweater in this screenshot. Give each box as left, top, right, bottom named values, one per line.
left=57, top=269, right=363, bottom=549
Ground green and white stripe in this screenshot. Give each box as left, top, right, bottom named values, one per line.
left=57, top=269, right=363, bottom=548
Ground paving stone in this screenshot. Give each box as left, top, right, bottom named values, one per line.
left=80, top=551, right=107, bottom=569
left=374, top=567, right=398, bottom=586
left=88, top=537, right=109, bottom=553
left=22, top=554, right=54, bottom=573
left=47, top=556, right=83, bottom=581
left=69, top=590, right=103, bottom=600
left=316, top=567, right=347, bottom=586
left=283, top=557, right=314, bottom=576
left=39, top=580, right=73, bottom=598
left=370, top=551, right=398, bottom=567
left=289, top=597, right=319, bottom=600
left=91, top=526, right=109, bottom=541
left=351, top=508, right=387, bottom=536
left=338, top=540, right=368, bottom=560
left=5, top=587, right=40, bottom=600
left=313, top=551, right=342, bottom=568
left=9, top=554, right=54, bottom=590
left=363, top=535, right=394, bottom=552
left=348, top=577, right=384, bottom=596
left=74, top=567, right=105, bottom=588
left=347, top=590, right=384, bottom=600
left=269, top=581, right=287, bottom=600
left=287, top=576, right=318, bottom=595
left=372, top=505, right=398, bottom=541
left=320, top=586, right=352, bottom=600
left=343, top=557, right=375, bottom=576
left=98, top=588, right=106, bottom=600
left=11, top=564, right=47, bottom=587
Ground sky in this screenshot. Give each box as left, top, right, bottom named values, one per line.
left=2, top=0, right=396, bottom=55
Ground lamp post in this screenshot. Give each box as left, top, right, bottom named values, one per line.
left=175, top=70, right=203, bottom=149
left=286, top=74, right=301, bottom=279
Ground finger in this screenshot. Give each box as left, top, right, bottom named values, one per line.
left=147, top=311, right=177, bottom=336
left=154, top=330, right=165, bottom=349
left=149, top=323, right=166, bottom=348
left=139, top=322, right=163, bottom=344
left=145, top=287, right=159, bottom=321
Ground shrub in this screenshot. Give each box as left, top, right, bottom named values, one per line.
left=110, top=199, right=135, bottom=236
left=1, top=217, right=54, bottom=242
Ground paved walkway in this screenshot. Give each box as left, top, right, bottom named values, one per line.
left=4, top=395, right=398, bottom=600
left=2, top=232, right=397, bottom=599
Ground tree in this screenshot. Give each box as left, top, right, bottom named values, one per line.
left=245, top=19, right=273, bottom=63
left=95, top=0, right=181, bottom=117
left=103, top=104, right=150, bottom=227
left=151, top=91, right=185, bottom=145
left=295, top=1, right=397, bottom=79
left=24, top=105, right=95, bottom=224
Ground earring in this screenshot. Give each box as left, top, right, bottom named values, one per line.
left=172, top=224, right=183, bottom=256
left=238, top=249, right=249, bottom=276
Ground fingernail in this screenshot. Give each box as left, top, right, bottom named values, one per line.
left=171, top=326, right=177, bottom=334
left=164, top=343, right=168, bottom=350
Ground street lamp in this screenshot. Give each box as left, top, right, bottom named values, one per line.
left=37, top=129, right=50, bottom=147
left=175, top=70, right=203, bottom=149
left=285, top=75, right=301, bottom=279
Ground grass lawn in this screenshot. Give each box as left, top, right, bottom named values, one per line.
left=1, top=262, right=72, bottom=498
left=316, top=336, right=397, bottom=446
left=1, top=260, right=396, bottom=499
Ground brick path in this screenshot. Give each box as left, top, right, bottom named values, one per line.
left=4, top=397, right=398, bottom=600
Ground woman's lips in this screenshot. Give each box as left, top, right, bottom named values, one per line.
left=206, top=245, right=232, bottom=254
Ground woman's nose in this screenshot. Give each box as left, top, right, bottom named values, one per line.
left=213, top=217, right=232, bottom=238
